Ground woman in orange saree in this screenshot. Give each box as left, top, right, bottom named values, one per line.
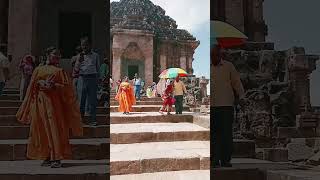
left=16, top=48, right=83, bottom=168
left=115, top=76, right=136, bottom=114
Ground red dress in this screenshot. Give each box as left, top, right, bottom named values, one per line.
left=160, top=84, right=174, bottom=112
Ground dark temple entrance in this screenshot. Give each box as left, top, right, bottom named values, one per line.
left=59, top=12, right=92, bottom=58
left=128, top=65, right=139, bottom=80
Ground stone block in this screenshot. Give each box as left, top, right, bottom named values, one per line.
left=13, top=144, right=27, bottom=160
left=233, top=140, right=256, bottom=158
left=200, top=157, right=210, bottom=170
left=277, top=127, right=301, bottom=138
left=141, top=158, right=176, bottom=173
left=287, top=142, right=314, bottom=161
left=263, top=148, right=288, bottom=162
left=156, top=132, right=174, bottom=142
left=0, top=144, right=13, bottom=160
left=110, top=160, right=141, bottom=175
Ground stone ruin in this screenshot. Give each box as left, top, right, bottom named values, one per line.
left=224, top=42, right=320, bottom=164
left=182, top=76, right=210, bottom=114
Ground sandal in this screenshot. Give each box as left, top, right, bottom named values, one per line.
left=51, top=160, right=62, bottom=168
left=41, top=159, right=51, bottom=167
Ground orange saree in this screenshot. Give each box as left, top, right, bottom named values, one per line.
left=115, top=82, right=136, bottom=112
left=16, top=65, right=83, bottom=160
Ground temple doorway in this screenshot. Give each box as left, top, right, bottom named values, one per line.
left=59, top=12, right=92, bottom=58
left=128, top=65, right=139, bottom=79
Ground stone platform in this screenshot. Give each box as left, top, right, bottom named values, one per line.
left=0, top=160, right=108, bottom=179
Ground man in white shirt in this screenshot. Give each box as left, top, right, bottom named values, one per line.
left=0, top=51, right=10, bottom=95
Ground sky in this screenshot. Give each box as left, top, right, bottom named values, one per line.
left=264, top=0, right=320, bottom=105
left=109, top=0, right=211, bottom=79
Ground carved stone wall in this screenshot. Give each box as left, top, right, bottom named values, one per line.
left=223, top=45, right=319, bottom=139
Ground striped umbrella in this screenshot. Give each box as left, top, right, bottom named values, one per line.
left=211, top=20, right=248, bottom=48
left=159, top=68, right=188, bottom=79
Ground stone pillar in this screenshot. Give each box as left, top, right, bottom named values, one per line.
left=160, top=55, right=167, bottom=71
left=225, top=0, right=244, bottom=32
left=144, top=39, right=153, bottom=86
left=188, top=56, right=193, bottom=74
left=180, top=50, right=187, bottom=70
left=288, top=54, right=318, bottom=112
left=7, top=0, right=38, bottom=88
left=112, top=47, right=122, bottom=81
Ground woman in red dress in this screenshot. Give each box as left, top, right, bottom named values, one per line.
left=159, top=80, right=175, bottom=115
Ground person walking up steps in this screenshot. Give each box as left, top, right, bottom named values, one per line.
left=212, top=44, right=245, bottom=168
left=159, top=80, right=175, bottom=115
left=132, top=74, right=142, bottom=101
left=173, top=76, right=187, bottom=114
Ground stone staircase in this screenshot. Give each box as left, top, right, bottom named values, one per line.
left=109, top=90, right=210, bottom=179
left=110, top=88, right=214, bottom=180
left=0, top=89, right=108, bottom=179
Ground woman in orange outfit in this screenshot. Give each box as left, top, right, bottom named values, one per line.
left=115, top=76, right=136, bottom=114
left=16, top=47, right=83, bottom=168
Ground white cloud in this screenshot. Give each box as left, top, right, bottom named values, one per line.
left=110, top=0, right=210, bottom=32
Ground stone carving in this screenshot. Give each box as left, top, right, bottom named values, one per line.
left=225, top=45, right=319, bottom=139
left=182, top=76, right=209, bottom=108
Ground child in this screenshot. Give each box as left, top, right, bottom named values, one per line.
left=146, top=86, right=153, bottom=98
left=19, top=55, right=35, bottom=100
left=159, top=80, right=175, bottom=115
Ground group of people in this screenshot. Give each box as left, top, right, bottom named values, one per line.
left=114, top=74, right=187, bottom=115
left=13, top=37, right=107, bottom=168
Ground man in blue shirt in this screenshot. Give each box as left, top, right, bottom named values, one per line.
left=74, top=37, right=100, bottom=126
left=132, top=73, right=142, bottom=101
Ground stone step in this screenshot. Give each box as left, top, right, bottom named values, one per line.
left=110, top=96, right=162, bottom=101
left=232, top=139, right=256, bottom=158
left=110, top=105, right=189, bottom=112
left=0, top=107, right=110, bottom=115
left=110, top=170, right=210, bottom=180
left=0, top=94, right=19, bottom=101
left=0, top=160, right=108, bottom=179
left=0, top=125, right=108, bottom=139
left=0, top=105, right=188, bottom=115
left=2, top=89, right=19, bottom=94
left=0, top=100, right=21, bottom=107
left=110, top=141, right=209, bottom=175
left=110, top=112, right=194, bottom=124
left=0, top=100, right=164, bottom=107
left=110, top=123, right=209, bottom=144
left=0, top=138, right=108, bottom=161
left=213, top=168, right=263, bottom=180
left=110, top=101, right=163, bottom=106
left=267, top=169, right=320, bottom=180
left=0, top=115, right=108, bottom=126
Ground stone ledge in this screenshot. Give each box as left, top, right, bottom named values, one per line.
left=0, top=115, right=108, bottom=126
left=0, top=138, right=108, bottom=161
left=110, top=112, right=194, bottom=124
left=111, top=122, right=209, bottom=144
left=110, top=141, right=209, bottom=175
left=110, top=170, right=210, bottom=180
left=0, top=125, right=108, bottom=139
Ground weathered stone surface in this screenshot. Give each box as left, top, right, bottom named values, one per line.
left=110, top=112, right=194, bottom=124
left=0, top=139, right=108, bottom=160
left=263, top=148, right=288, bottom=162
left=287, top=143, right=314, bottom=161
left=307, top=151, right=320, bottom=166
